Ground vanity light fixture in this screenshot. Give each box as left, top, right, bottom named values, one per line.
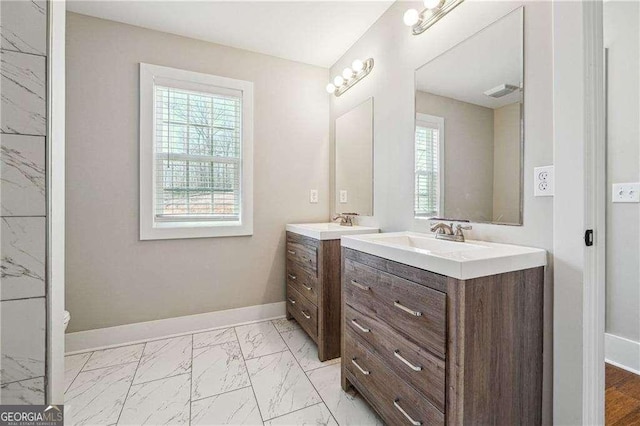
left=403, top=0, right=464, bottom=35
left=326, top=58, right=374, bottom=97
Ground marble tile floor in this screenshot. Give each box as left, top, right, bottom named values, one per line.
left=64, top=318, right=384, bottom=426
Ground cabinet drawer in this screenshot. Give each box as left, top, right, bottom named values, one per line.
left=286, top=240, right=318, bottom=275
left=287, top=285, right=318, bottom=339
left=344, top=258, right=447, bottom=358
left=286, top=263, right=318, bottom=305
left=344, top=305, right=445, bottom=411
left=344, top=329, right=444, bottom=426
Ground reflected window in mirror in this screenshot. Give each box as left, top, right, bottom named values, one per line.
left=413, top=7, right=523, bottom=225
left=414, top=113, right=444, bottom=218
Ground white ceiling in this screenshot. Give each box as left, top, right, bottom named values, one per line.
left=66, top=0, right=394, bottom=68
left=415, top=9, right=522, bottom=109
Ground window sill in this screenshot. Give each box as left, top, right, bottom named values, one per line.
left=140, top=221, right=253, bottom=240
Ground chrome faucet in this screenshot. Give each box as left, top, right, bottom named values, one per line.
left=430, top=222, right=472, bottom=242
left=333, top=213, right=358, bottom=227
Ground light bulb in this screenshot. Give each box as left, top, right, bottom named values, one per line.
left=423, top=0, right=442, bottom=9
left=403, top=9, right=420, bottom=26
left=342, top=67, right=353, bottom=80
left=333, top=75, right=345, bottom=86
left=352, top=59, right=364, bottom=73
left=326, top=83, right=336, bottom=94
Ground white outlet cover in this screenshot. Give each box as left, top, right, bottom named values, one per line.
left=339, top=190, right=348, bottom=203
left=534, top=165, right=554, bottom=197
left=612, top=183, right=640, bottom=203
left=309, top=189, right=318, bottom=204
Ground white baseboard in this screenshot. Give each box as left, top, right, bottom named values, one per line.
left=605, top=333, right=640, bottom=375
left=65, top=301, right=286, bottom=354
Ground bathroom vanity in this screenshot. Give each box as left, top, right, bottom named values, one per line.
left=340, top=232, right=546, bottom=425
left=285, top=223, right=378, bottom=361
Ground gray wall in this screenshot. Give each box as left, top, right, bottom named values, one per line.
left=65, top=13, right=330, bottom=332
left=415, top=90, right=495, bottom=221
left=0, top=0, right=48, bottom=404
left=605, top=1, right=640, bottom=343
left=329, top=1, right=554, bottom=422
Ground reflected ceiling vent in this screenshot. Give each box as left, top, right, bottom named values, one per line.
left=484, top=84, right=519, bottom=98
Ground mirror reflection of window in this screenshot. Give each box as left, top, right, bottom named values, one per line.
left=415, top=114, right=444, bottom=218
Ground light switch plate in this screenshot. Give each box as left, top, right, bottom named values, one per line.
left=612, top=183, right=640, bottom=203
left=534, top=165, right=554, bottom=197
left=339, top=190, right=348, bottom=203
left=309, top=189, right=318, bottom=204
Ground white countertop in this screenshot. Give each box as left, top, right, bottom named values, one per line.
left=286, top=223, right=379, bottom=240
left=341, top=231, right=547, bottom=280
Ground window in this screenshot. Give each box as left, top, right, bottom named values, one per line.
left=140, top=63, right=253, bottom=240
left=414, top=113, right=444, bottom=218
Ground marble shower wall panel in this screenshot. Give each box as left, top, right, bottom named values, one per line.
left=0, top=298, right=46, bottom=386
left=1, top=134, right=46, bottom=216
left=1, top=217, right=46, bottom=300
left=0, top=50, right=46, bottom=135
left=0, top=0, right=48, bottom=405
left=0, top=377, right=46, bottom=405
left=0, top=1, right=47, bottom=55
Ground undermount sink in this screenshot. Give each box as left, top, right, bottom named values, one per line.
left=341, top=231, right=546, bottom=279
left=286, top=222, right=379, bottom=240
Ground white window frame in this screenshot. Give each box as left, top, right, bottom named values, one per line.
left=414, top=113, right=445, bottom=219
left=139, top=63, right=253, bottom=240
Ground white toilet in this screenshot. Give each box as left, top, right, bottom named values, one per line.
left=63, top=310, right=70, bottom=331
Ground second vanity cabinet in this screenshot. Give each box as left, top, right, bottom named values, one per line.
left=341, top=246, right=545, bottom=425
left=285, top=231, right=342, bottom=361
left=285, top=223, right=379, bottom=361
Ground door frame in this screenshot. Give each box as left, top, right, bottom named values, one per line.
left=552, top=0, right=605, bottom=424
left=583, top=0, right=606, bottom=424
left=46, top=0, right=66, bottom=404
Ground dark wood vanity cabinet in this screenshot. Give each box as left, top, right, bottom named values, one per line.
left=341, top=247, right=545, bottom=425
left=285, top=231, right=341, bottom=361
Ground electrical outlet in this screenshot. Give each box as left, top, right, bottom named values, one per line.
left=339, top=190, right=348, bottom=203
left=612, top=183, right=640, bottom=203
left=534, top=165, right=554, bottom=197
left=309, top=189, right=318, bottom=204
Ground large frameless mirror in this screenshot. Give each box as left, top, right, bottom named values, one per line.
left=335, top=98, right=374, bottom=216
left=414, top=7, right=524, bottom=225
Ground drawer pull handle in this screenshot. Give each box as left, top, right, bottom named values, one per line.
left=351, top=319, right=371, bottom=333
left=351, top=358, right=370, bottom=375
left=301, top=310, right=311, bottom=319
left=287, top=250, right=296, bottom=255
left=393, top=301, right=422, bottom=317
left=394, top=350, right=423, bottom=371
left=393, top=399, right=422, bottom=425
left=302, top=284, right=313, bottom=291
left=288, top=274, right=297, bottom=280
left=288, top=298, right=296, bottom=305
left=350, top=280, right=370, bottom=291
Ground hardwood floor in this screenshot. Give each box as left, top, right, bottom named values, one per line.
left=606, top=363, right=640, bottom=425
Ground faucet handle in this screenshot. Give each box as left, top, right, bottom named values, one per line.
left=454, top=224, right=472, bottom=236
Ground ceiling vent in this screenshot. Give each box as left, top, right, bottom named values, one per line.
left=484, top=84, right=519, bottom=98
